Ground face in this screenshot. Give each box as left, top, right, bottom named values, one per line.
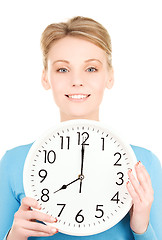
left=42, top=36, right=114, bottom=122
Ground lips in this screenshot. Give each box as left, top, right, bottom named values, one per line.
left=65, top=94, right=91, bottom=100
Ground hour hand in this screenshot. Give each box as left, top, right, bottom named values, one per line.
left=53, top=177, right=80, bottom=194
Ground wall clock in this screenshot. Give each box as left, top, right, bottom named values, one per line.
left=23, top=119, right=137, bottom=236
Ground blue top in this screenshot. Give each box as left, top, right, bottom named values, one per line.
left=0, top=143, right=161, bottom=240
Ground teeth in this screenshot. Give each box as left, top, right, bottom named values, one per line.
left=68, top=95, right=88, bottom=99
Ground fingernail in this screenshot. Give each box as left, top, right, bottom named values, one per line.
left=127, top=181, right=130, bottom=185
left=51, top=216, right=57, bottom=222
left=136, top=161, right=141, bottom=167
left=51, top=228, right=58, bottom=234
left=129, top=169, right=132, bottom=173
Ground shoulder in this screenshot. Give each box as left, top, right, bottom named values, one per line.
left=0, top=143, right=34, bottom=171
left=131, top=145, right=154, bottom=161
left=130, top=144, right=161, bottom=178
left=0, top=143, right=34, bottom=202
left=130, top=145, right=160, bottom=164
left=6, top=142, right=33, bottom=157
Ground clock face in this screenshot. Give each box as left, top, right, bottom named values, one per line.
left=23, top=120, right=137, bottom=236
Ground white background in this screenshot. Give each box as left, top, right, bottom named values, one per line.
left=0, top=0, right=161, bottom=164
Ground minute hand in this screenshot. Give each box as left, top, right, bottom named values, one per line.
left=79, top=144, right=85, bottom=193
left=81, top=144, right=85, bottom=175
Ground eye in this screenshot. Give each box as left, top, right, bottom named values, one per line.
left=86, top=67, right=98, bottom=72
left=57, top=68, right=69, bottom=73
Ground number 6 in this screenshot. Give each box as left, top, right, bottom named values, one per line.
left=75, top=209, right=84, bottom=223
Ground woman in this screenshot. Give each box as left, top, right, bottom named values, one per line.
left=0, top=16, right=161, bottom=240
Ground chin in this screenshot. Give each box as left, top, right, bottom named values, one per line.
left=60, top=105, right=99, bottom=121
left=64, top=110, right=99, bottom=121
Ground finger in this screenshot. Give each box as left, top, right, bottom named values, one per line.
left=128, top=169, right=145, bottom=201
left=20, top=197, right=41, bottom=211
left=135, top=163, right=148, bottom=192
left=126, top=180, right=141, bottom=204
left=25, top=210, right=57, bottom=224
left=135, top=162, right=152, bottom=190
left=21, top=227, right=58, bottom=238
left=23, top=220, right=58, bottom=235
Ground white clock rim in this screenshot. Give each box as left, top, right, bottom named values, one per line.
left=23, top=119, right=137, bottom=236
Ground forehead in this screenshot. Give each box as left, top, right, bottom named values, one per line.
left=48, top=36, right=107, bottom=63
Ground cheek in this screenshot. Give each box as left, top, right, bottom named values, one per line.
left=90, top=77, right=107, bottom=95
left=49, top=80, right=65, bottom=106
left=50, top=77, right=66, bottom=93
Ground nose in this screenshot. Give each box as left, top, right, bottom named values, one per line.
left=71, top=71, right=84, bottom=87
left=72, top=83, right=83, bottom=87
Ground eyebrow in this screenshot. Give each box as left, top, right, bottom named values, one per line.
left=53, top=60, right=70, bottom=65
left=84, top=59, right=103, bottom=64
left=52, top=59, right=103, bottom=65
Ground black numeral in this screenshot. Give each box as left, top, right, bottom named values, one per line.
left=116, top=172, right=124, bottom=185
left=39, top=169, right=47, bottom=183
left=111, top=191, right=120, bottom=204
left=41, top=188, right=49, bottom=202
left=60, top=136, right=70, bottom=149
left=75, top=210, right=84, bottom=223
left=114, top=152, right=122, bottom=166
left=57, top=204, right=66, bottom=217
left=95, top=205, right=104, bottom=218
left=43, top=150, right=56, bottom=164
left=77, top=132, right=89, bottom=145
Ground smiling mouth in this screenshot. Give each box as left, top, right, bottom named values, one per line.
left=65, top=94, right=91, bottom=100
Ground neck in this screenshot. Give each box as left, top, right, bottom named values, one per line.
left=60, top=111, right=100, bottom=122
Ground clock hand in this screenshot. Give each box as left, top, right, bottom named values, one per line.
left=79, top=179, right=83, bottom=194
left=53, top=177, right=80, bottom=194
left=79, top=144, right=85, bottom=193
left=80, top=144, right=85, bottom=175
left=53, top=145, right=85, bottom=194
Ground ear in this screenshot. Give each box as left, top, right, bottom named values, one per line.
left=41, top=69, right=51, bottom=90
left=106, top=68, right=114, bottom=89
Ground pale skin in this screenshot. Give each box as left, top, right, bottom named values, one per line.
left=7, top=36, right=154, bottom=239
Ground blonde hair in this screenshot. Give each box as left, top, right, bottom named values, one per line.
left=40, top=16, right=112, bottom=69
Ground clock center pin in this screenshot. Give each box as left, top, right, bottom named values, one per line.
left=78, top=174, right=84, bottom=180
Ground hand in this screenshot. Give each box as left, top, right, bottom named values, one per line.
left=126, top=161, right=154, bottom=234
left=79, top=144, right=85, bottom=193
left=53, top=177, right=80, bottom=194
left=7, top=197, right=58, bottom=240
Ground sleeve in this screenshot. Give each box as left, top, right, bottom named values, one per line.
left=148, top=152, right=162, bottom=239
left=0, top=152, right=20, bottom=240
left=132, top=223, right=157, bottom=240
left=131, top=150, right=162, bottom=240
